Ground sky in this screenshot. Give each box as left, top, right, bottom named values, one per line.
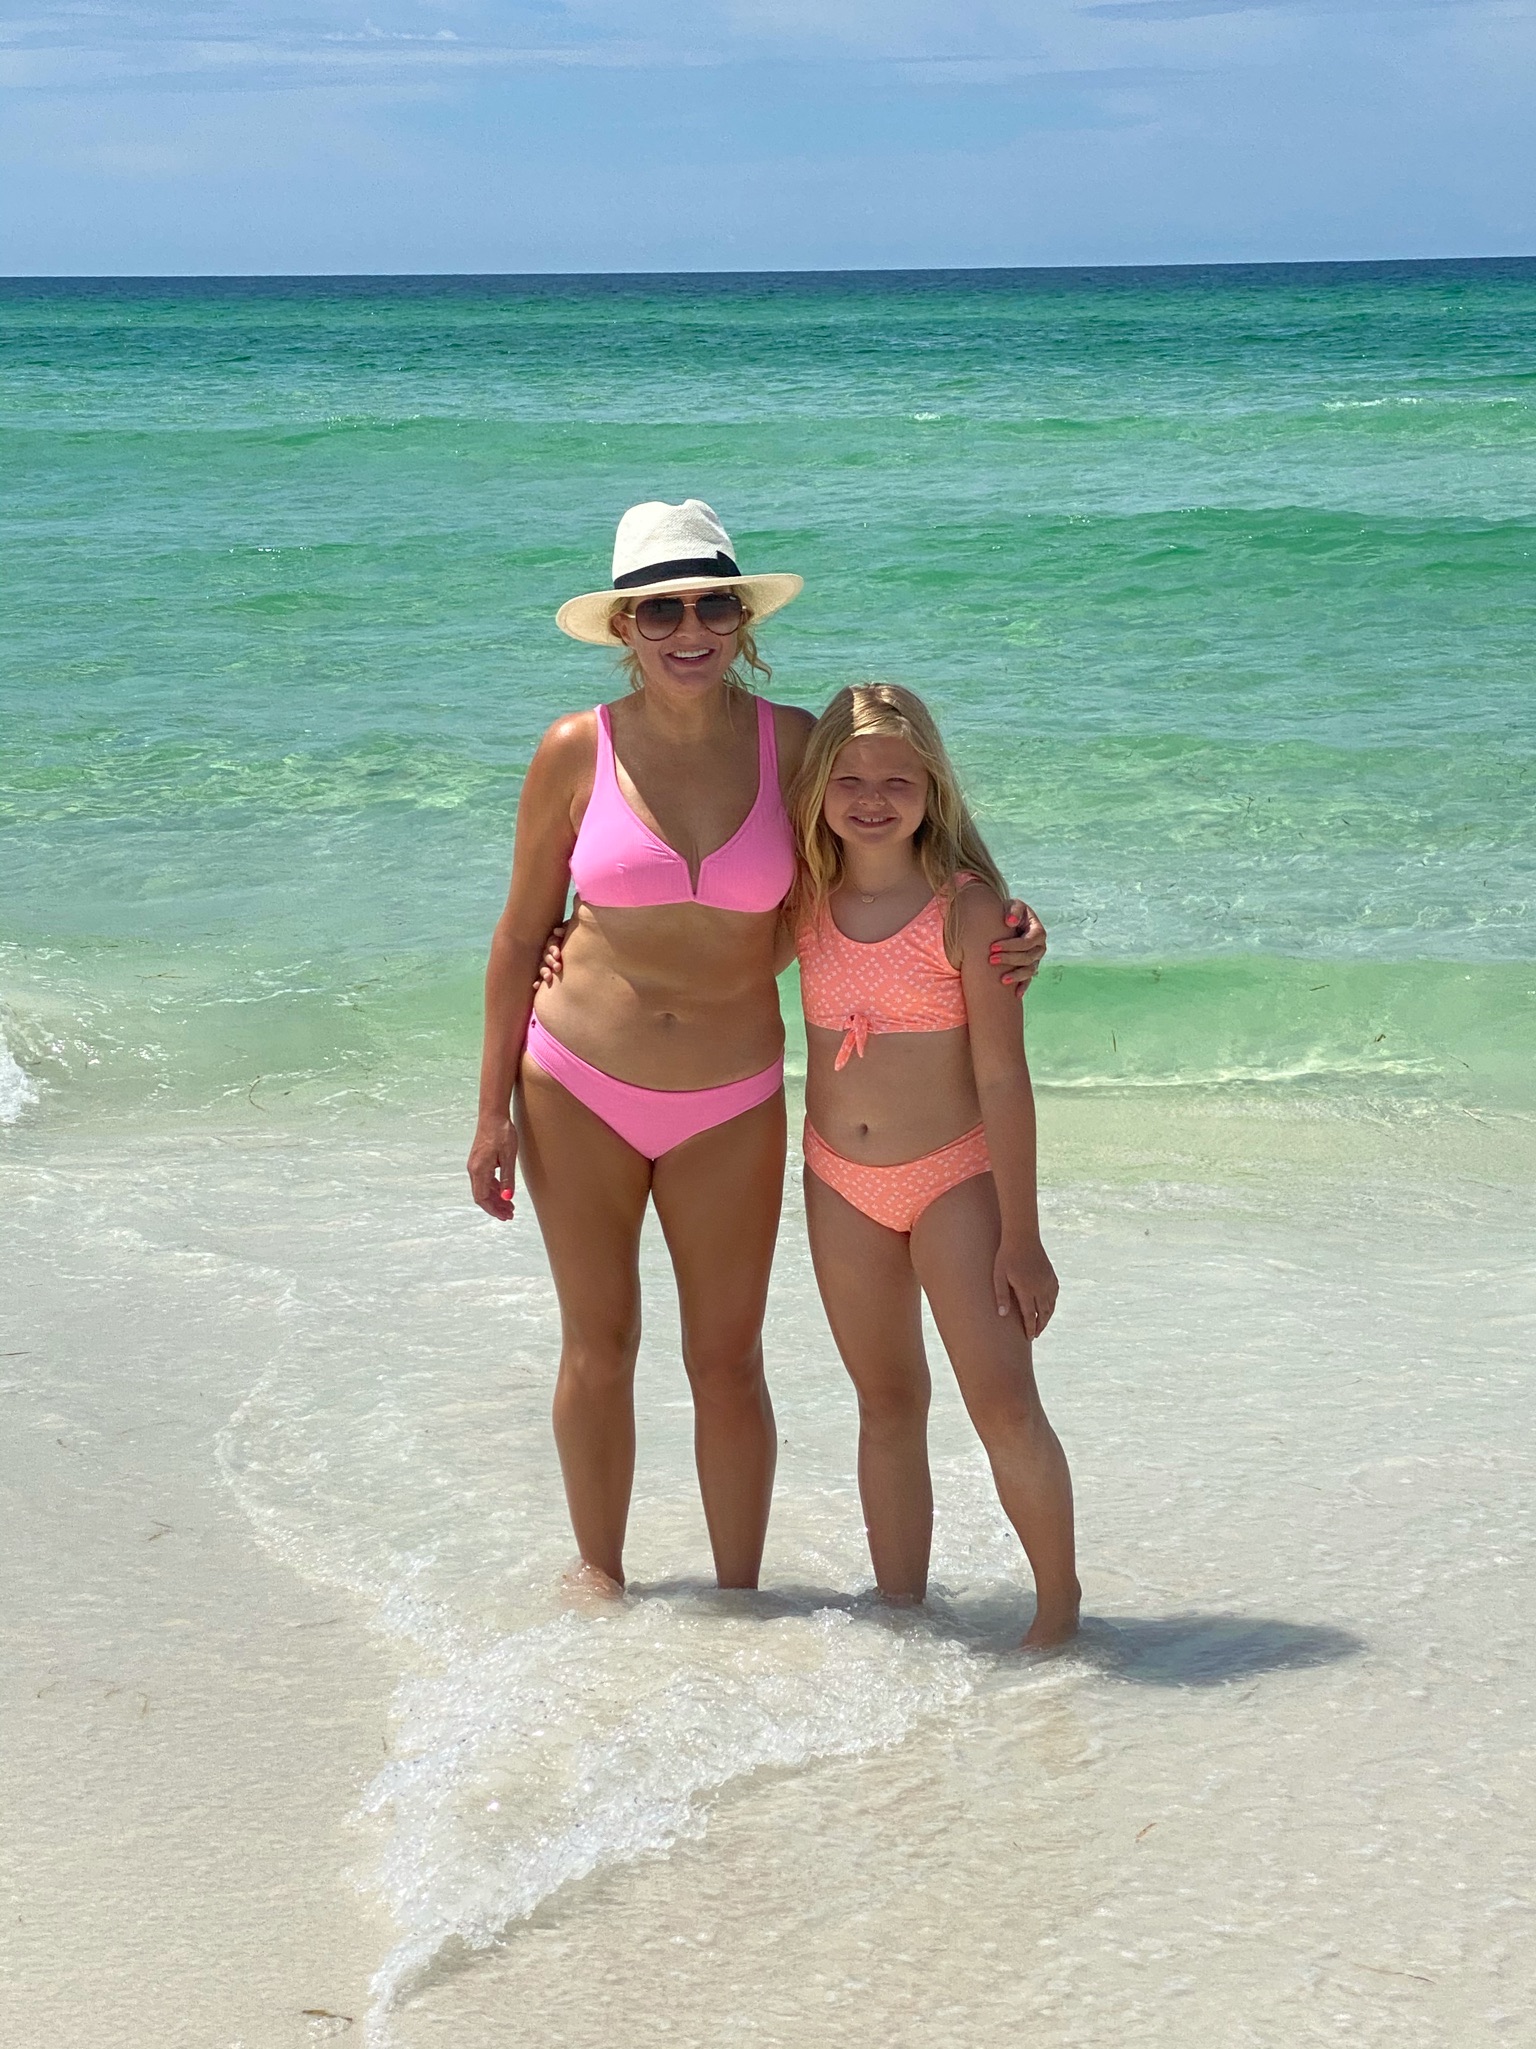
left=1, top=0, right=1533, bottom=274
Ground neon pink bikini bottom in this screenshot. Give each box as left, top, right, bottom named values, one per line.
left=524, top=1015, right=784, bottom=1161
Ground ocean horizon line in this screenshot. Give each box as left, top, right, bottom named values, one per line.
left=3, top=252, right=1536, bottom=292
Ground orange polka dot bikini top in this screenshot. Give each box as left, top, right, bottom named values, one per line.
left=798, top=873, right=977, bottom=1071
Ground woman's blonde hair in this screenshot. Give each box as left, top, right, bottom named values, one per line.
left=790, top=683, right=1008, bottom=949
left=616, top=612, right=772, bottom=695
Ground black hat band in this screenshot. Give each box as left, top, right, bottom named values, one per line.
left=612, top=552, right=741, bottom=591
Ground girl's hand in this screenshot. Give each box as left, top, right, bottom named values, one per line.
left=989, top=900, right=1047, bottom=994
left=537, top=917, right=570, bottom=989
left=467, top=1116, right=519, bottom=1220
left=994, top=1234, right=1059, bottom=1339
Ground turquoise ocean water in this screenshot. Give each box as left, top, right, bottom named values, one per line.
left=6, top=266, right=1536, bottom=2044
left=4, top=260, right=1534, bottom=1133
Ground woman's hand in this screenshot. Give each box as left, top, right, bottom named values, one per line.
left=993, top=1233, right=1059, bottom=1339
left=537, top=914, right=572, bottom=988
left=989, top=900, right=1047, bottom=993
left=467, top=1116, right=519, bottom=1220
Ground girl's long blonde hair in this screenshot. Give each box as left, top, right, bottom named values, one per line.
left=790, top=683, right=1008, bottom=948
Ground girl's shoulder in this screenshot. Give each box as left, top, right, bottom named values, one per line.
left=947, top=867, right=998, bottom=897
left=947, top=869, right=1005, bottom=919
left=942, top=870, right=1008, bottom=966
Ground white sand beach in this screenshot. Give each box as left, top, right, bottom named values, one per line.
left=5, top=1103, right=1533, bottom=2047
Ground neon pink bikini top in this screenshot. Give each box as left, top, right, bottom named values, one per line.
left=569, top=696, right=796, bottom=914
left=798, top=874, right=978, bottom=1070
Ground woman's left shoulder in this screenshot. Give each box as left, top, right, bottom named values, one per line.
left=767, top=699, right=816, bottom=757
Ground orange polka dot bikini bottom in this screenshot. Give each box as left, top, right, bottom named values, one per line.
left=802, top=1120, right=992, bottom=1235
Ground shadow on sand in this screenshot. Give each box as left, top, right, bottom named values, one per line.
left=1075, top=1611, right=1364, bottom=1688
left=621, top=1577, right=1365, bottom=1689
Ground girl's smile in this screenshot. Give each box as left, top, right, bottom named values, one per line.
left=822, top=736, right=931, bottom=845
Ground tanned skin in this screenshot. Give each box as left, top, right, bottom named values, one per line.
left=469, top=604, right=1049, bottom=1594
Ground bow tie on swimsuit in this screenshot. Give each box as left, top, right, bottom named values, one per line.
left=835, top=1012, right=871, bottom=1071
left=799, top=881, right=977, bottom=1070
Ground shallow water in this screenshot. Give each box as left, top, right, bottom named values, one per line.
left=3, top=262, right=1535, bottom=2044
left=5, top=1124, right=1533, bottom=2042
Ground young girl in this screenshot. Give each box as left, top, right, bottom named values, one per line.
left=791, top=685, right=1079, bottom=1648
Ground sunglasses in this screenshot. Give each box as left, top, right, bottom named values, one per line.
left=628, top=590, right=747, bottom=641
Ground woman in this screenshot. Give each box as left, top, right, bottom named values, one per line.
left=467, top=499, right=1045, bottom=1595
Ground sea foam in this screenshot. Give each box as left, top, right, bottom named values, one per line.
left=361, top=1598, right=975, bottom=2026
left=0, top=1027, right=38, bottom=1125
left=207, top=1157, right=999, bottom=2041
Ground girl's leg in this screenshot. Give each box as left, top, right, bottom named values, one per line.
left=910, top=1175, right=1080, bottom=1646
left=804, top=1169, right=933, bottom=1603
left=651, top=1090, right=786, bottom=1589
left=516, top=1061, right=653, bottom=1587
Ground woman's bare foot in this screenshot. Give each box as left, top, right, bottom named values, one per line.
left=560, top=1559, right=625, bottom=1605
left=1023, top=1583, right=1081, bottom=1650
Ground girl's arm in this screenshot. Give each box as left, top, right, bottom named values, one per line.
left=956, top=884, right=1060, bottom=1339
left=467, top=713, right=593, bottom=1218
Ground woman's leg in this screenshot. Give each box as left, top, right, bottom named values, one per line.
left=910, top=1175, right=1080, bottom=1646
left=650, top=1090, right=786, bottom=1589
left=803, top=1169, right=933, bottom=1603
left=515, top=1060, right=653, bottom=1587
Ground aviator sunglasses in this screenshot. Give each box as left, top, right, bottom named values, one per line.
left=627, top=590, right=747, bottom=641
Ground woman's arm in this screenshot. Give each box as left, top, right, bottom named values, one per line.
left=467, top=713, right=593, bottom=1218
left=956, top=885, right=1059, bottom=1339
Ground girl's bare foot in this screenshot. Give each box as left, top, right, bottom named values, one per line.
left=1023, top=1583, right=1081, bottom=1650
left=560, top=1559, right=625, bottom=1605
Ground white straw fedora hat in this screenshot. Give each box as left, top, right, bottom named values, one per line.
left=556, top=499, right=803, bottom=646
